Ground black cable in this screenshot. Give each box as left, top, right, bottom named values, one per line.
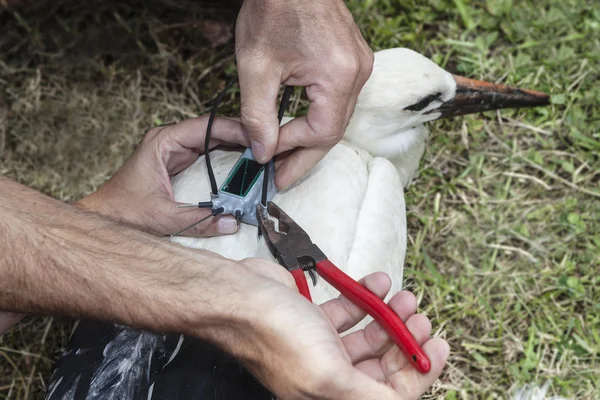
left=261, top=86, right=294, bottom=207
left=212, top=207, right=225, bottom=215
left=175, top=201, right=213, bottom=209
left=205, top=78, right=237, bottom=195
left=170, top=207, right=225, bottom=237
left=278, top=86, right=294, bottom=122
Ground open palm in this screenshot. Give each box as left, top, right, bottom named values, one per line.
left=234, top=260, right=449, bottom=400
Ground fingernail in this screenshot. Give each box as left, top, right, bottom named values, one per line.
left=251, top=140, right=266, bottom=163
left=218, top=217, right=239, bottom=234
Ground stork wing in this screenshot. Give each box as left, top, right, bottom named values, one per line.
left=282, top=148, right=407, bottom=311
left=345, top=157, right=407, bottom=298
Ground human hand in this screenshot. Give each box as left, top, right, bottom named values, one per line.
left=77, top=117, right=251, bottom=237
left=235, top=0, right=374, bottom=189
left=200, top=259, right=449, bottom=400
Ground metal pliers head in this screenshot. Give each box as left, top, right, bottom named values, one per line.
left=256, top=202, right=326, bottom=273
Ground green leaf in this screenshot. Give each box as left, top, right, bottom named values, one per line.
left=515, top=224, right=531, bottom=238
left=363, top=0, right=376, bottom=8
left=566, top=276, right=580, bottom=289
left=570, top=131, right=600, bottom=151
left=551, top=94, right=566, bottom=105
left=475, top=35, right=486, bottom=52
left=445, top=390, right=458, bottom=400
left=486, top=31, right=499, bottom=47
left=561, top=161, right=575, bottom=174
left=567, top=213, right=586, bottom=231
left=527, top=150, right=544, bottom=165
left=422, top=248, right=446, bottom=284
left=471, top=350, right=489, bottom=365
left=453, top=0, right=476, bottom=29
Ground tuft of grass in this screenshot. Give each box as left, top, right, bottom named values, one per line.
left=1, top=0, right=598, bottom=398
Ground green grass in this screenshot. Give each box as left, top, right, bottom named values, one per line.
left=1, top=0, right=598, bottom=398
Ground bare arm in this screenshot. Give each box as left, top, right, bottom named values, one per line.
left=0, top=176, right=251, bottom=336
left=0, top=116, right=253, bottom=334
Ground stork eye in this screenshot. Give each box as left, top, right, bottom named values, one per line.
left=404, top=92, right=442, bottom=112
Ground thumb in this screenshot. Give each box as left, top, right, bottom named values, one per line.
left=237, top=62, right=282, bottom=163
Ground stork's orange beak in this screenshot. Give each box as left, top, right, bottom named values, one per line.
left=432, top=75, right=550, bottom=118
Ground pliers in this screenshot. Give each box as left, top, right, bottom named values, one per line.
left=256, top=201, right=431, bottom=374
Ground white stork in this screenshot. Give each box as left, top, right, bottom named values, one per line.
left=170, top=47, right=549, bottom=308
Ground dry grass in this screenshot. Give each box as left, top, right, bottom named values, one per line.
left=1, top=0, right=598, bottom=399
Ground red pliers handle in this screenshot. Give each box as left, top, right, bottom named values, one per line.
left=257, top=202, right=431, bottom=374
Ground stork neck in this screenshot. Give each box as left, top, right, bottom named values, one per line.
left=344, top=114, right=429, bottom=188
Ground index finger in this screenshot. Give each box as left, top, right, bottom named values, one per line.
left=168, top=115, right=251, bottom=151
left=271, top=81, right=363, bottom=188
left=319, top=272, right=392, bottom=333
left=339, top=292, right=419, bottom=364
left=237, top=59, right=283, bottom=163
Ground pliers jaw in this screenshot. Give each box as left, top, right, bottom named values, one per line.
left=256, top=202, right=326, bottom=273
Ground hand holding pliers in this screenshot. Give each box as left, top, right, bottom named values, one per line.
left=256, top=201, right=431, bottom=374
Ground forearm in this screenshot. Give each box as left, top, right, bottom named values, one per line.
left=0, top=177, right=242, bottom=337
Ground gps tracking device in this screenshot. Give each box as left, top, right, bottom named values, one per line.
left=212, top=148, right=277, bottom=226
left=171, top=80, right=292, bottom=236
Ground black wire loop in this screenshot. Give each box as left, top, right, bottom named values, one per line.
left=205, top=78, right=237, bottom=195
left=261, top=86, right=294, bottom=208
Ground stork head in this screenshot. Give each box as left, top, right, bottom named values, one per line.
left=343, top=48, right=549, bottom=186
